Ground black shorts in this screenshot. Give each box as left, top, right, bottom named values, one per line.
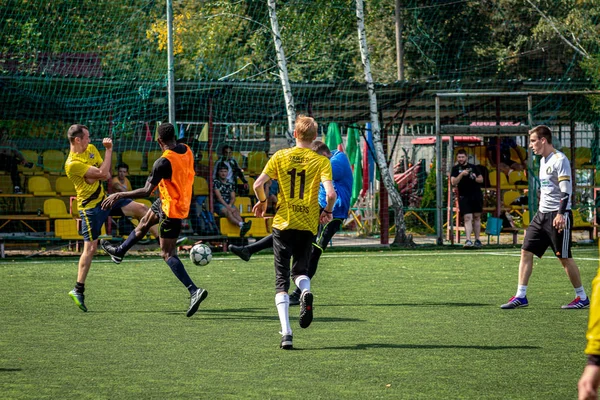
left=151, top=199, right=182, bottom=239
left=522, top=210, right=572, bottom=259
left=272, top=228, right=314, bottom=293
left=458, top=194, right=483, bottom=215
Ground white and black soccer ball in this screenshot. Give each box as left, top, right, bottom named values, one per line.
left=190, top=244, right=212, bottom=266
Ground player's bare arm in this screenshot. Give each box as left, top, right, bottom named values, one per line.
left=320, top=180, right=336, bottom=224
left=253, top=172, right=270, bottom=217
left=101, top=181, right=156, bottom=210
left=83, top=138, right=113, bottom=184
left=579, top=365, right=600, bottom=400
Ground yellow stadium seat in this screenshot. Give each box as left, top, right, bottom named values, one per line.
left=522, top=210, right=530, bottom=227
left=55, top=176, right=76, bottom=196
left=509, top=146, right=527, bottom=164
left=231, top=151, right=245, bottom=167
left=147, top=150, right=163, bottom=171
left=122, top=150, right=144, bottom=175
left=70, top=198, right=79, bottom=217
left=245, top=217, right=269, bottom=237
left=488, top=170, right=511, bottom=189
left=503, top=190, right=521, bottom=208
left=234, top=196, right=253, bottom=216
left=44, top=198, right=72, bottom=219
left=193, top=176, right=209, bottom=196
left=55, top=219, right=83, bottom=240
left=42, top=150, right=65, bottom=175
left=219, top=218, right=240, bottom=237
left=508, top=170, right=527, bottom=185
left=198, top=150, right=219, bottom=167
left=18, top=150, right=43, bottom=175
left=247, top=151, right=268, bottom=175
left=27, top=176, right=56, bottom=196
left=472, top=145, right=488, bottom=167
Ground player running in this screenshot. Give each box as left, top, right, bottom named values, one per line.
left=252, top=115, right=336, bottom=350
left=229, top=140, right=352, bottom=306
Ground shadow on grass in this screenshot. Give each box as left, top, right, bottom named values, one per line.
left=0, top=368, right=22, bottom=372
left=317, top=343, right=541, bottom=351
left=320, top=302, right=490, bottom=308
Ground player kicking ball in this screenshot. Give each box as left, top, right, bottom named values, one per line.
left=100, top=123, right=207, bottom=317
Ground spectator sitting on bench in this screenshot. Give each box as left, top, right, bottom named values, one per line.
left=0, top=127, right=34, bottom=193
left=111, top=163, right=135, bottom=235
left=111, top=163, right=132, bottom=193
left=213, top=163, right=251, bottom=237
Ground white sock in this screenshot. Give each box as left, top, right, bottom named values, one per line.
left=275, top=293, right=291, bottom=335
left=294, top=275, right=311, bottom=293
left=575, top=286, right=587, bottom=301
left=238, top=221, right=244, bottom=227
left=516, top=285, right=527, bottom=298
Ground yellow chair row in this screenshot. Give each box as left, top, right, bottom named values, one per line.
left=27, top=176, right=76, bottom=196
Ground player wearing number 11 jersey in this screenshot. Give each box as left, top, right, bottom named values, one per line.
left=253, top=115, right=336, bottom=350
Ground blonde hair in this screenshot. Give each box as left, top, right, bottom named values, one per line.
left=295, top=115, right=318, bottom=142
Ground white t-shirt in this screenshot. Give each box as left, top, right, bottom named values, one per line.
left=538, top=150, right=572, bottom=213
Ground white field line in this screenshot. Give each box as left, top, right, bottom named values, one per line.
left=6, top=250, right=598, bottom=264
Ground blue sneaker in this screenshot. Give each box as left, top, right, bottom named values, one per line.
left=500, top=296, right=528, bottom=309
left=561, top=296, right=590, bottom=309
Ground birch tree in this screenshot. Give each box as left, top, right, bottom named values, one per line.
left=267, top=0, right=295, bottom=146
left=356, top=0, right=413, bottom=246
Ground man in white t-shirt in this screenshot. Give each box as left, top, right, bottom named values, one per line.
left=500, top=125, right=588, bottom=310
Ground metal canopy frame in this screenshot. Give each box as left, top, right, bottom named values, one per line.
left=434, top=90, right=600, bottom=245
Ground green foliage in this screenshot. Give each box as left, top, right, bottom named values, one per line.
left=0, top=249, right=597, bottom=398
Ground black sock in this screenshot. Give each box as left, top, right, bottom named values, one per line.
left=118, top=229, right=143, bottom=255
left=166, top=256, right=197, bottom=294
left=245, top=235, right=274, bottom=255
left=75, top=282, right=85, bottom=293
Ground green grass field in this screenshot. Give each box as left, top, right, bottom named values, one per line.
left=1, top=247, right=599, bottom=399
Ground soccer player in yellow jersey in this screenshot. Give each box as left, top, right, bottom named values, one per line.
left=579, top=266, right=600, bottom=399
left=65, top=124, right=155, bottom=312
left=253, top=115, right=336, bottom=350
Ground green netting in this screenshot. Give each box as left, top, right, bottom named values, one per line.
left=1, top=0, right=599, bottom=235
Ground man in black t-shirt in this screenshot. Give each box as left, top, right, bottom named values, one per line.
left=450, top=149, right=484, bottom=248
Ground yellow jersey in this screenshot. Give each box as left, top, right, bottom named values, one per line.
left=65, top=144, right=105, bottom=211
left=263, top=147, right=332, bottom=235
left=585, top=269, right=600, bottom=355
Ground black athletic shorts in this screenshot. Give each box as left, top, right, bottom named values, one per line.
left=272, top=228, right=314, bottom=293
left=458, top=193, right=483, bottom=215
left=522, top=210, right=572, bottom=259
left=151, top=199, right=182, bottom=239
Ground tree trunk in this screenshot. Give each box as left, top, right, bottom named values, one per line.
left=267, top=0, right=295, bottom=146
left=356, top=0, right=413, bottom=247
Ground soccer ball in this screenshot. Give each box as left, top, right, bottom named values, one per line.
left=190, top=244, right=212, bottom=266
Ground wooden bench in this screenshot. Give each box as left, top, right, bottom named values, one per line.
left=572, top=225, right=595, bottom=240
left=0, top=235, right=62, bottom=258
left=0, top=215, right=50, bottom=233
